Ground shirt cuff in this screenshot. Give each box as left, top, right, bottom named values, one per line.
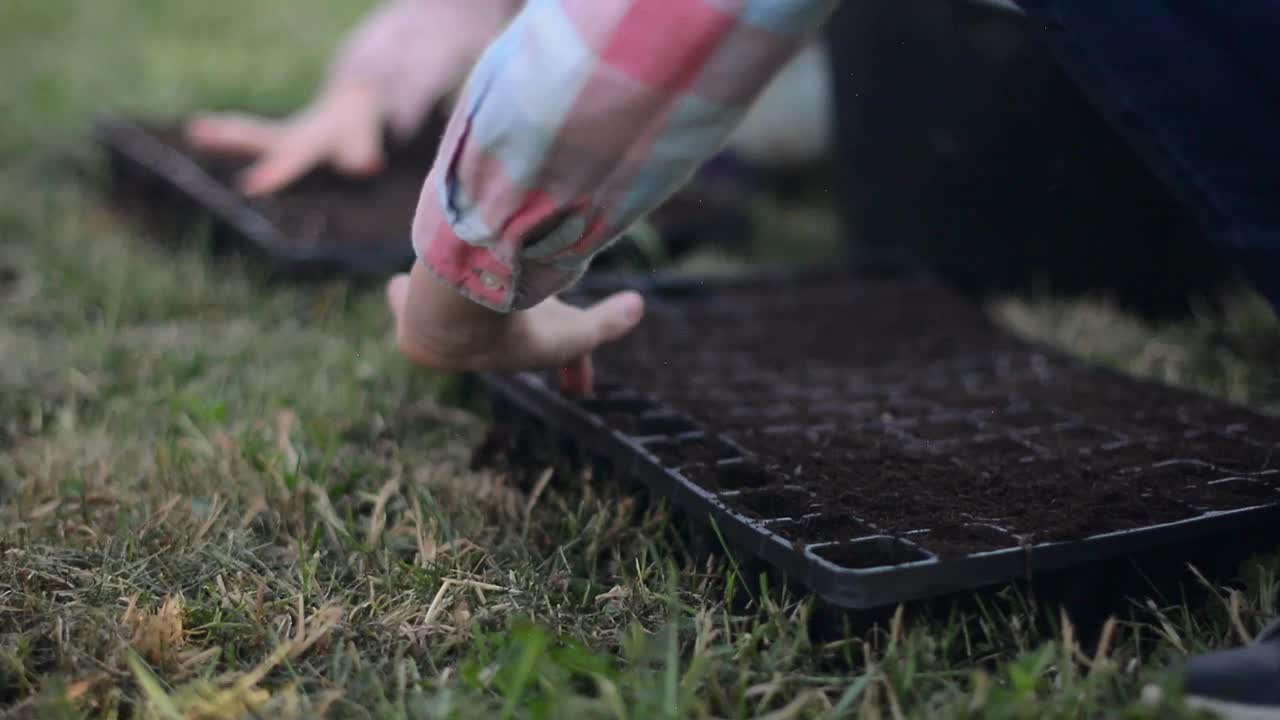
left=413, top=170, right=602, bottom=313
left=412, top=181, right=519, bottom=312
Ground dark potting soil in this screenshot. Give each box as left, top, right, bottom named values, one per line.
left=727, top=486, right=815, bottom=520
left=681, top=461, right=783, bottom=492
left=813, top=538, right=931, bottom=570
left=645, top=437, right=737, bottom=467
left=586, top=274, right=1280, bottom=559
left=913, top=524, right=1020, bottom=557
left=781, top=514, right=876, bottom=545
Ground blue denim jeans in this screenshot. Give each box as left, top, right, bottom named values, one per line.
left=1015, top=0, right=1280, bottom=307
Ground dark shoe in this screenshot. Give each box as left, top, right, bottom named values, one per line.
left=1185, top=618, right=1280, bottom=719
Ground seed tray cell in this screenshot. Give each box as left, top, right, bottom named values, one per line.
left=480, top=271, right=1280, bottom=609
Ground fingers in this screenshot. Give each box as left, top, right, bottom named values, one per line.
left=189, top=84, right=389, bottom=194
left=239, top=133, right=328, bottom=196
left=386, top=268, right=643, bottom=386
left=559, top=355, right=594, bottom=396
left=185, top=113, right=281, bottom=156
left=543, top=292, right=643, bottom=395
left=186, top=112, right=319, bottom=195
left=581, top=290, right=646, bottom=346
left=527, top=291, right=645, bottom=367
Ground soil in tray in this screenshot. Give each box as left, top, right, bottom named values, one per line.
left=646, top=437, right=739, bottom=467
left=137, top=120, right=444, bottom=250
left=915, top=524, right=1021, bottom=557
left=1182, top=478, right=1280, bottom=511
left=723, top=486, right=814, bottom=520
left=596, top=410, right=696, bottom=437
left=680, top=461, right=782, bottom=491
left=813, top=539, right=932, bottom=569
left=776, top=513, right=877, bottom=545
left=587, top=275, right=1280, bottom=554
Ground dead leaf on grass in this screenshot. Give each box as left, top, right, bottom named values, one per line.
left=27, top=498, right=60, bottom=520
left=63, top=673, right=110, bottom=703
left=595, top=585, right=630, bottom=606
left=366, top=475, right=401, bottom=548
left=124, top=594, right=186, bottom=669
left=239, top=495, right=269, bottom=530
left=275, top=409, right=300, bottom=471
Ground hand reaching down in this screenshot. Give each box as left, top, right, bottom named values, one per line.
left=386, top=261, right=644, bottom=396
left=184, top=0, right=518, bottom=196
left=185, top=82, right=386, bottom=196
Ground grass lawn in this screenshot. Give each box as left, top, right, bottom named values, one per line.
left=4, top=1, right=1280, bottom=717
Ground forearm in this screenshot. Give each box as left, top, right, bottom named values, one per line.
left=413, top=0, right=841, bottom=312
left=327, top=0, right=520, bottom=137
left=394, top=261, right=512, bottom=371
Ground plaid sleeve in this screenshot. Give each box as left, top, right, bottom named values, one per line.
left=412, top=0, right=838, bottom=312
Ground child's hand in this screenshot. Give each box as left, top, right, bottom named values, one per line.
left=185, top=82, right=384, bottom=196
left=386, top=261, right=644, bottom=396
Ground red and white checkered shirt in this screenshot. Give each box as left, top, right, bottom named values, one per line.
left=402, top=0, right=836, bottom=311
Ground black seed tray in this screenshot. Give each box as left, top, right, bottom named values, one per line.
left=92, top=115, right=442, bottom=278
left=479, top=270, right=1280, bottom=610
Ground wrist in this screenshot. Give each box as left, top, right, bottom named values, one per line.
left=317, top=79, right=386, bottom=118
left=395, top=262, right=514, bottom=371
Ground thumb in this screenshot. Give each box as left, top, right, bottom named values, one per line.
left=530, top=291, right=645, bottom=366
left=588, top=290, right=646, bottom=345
